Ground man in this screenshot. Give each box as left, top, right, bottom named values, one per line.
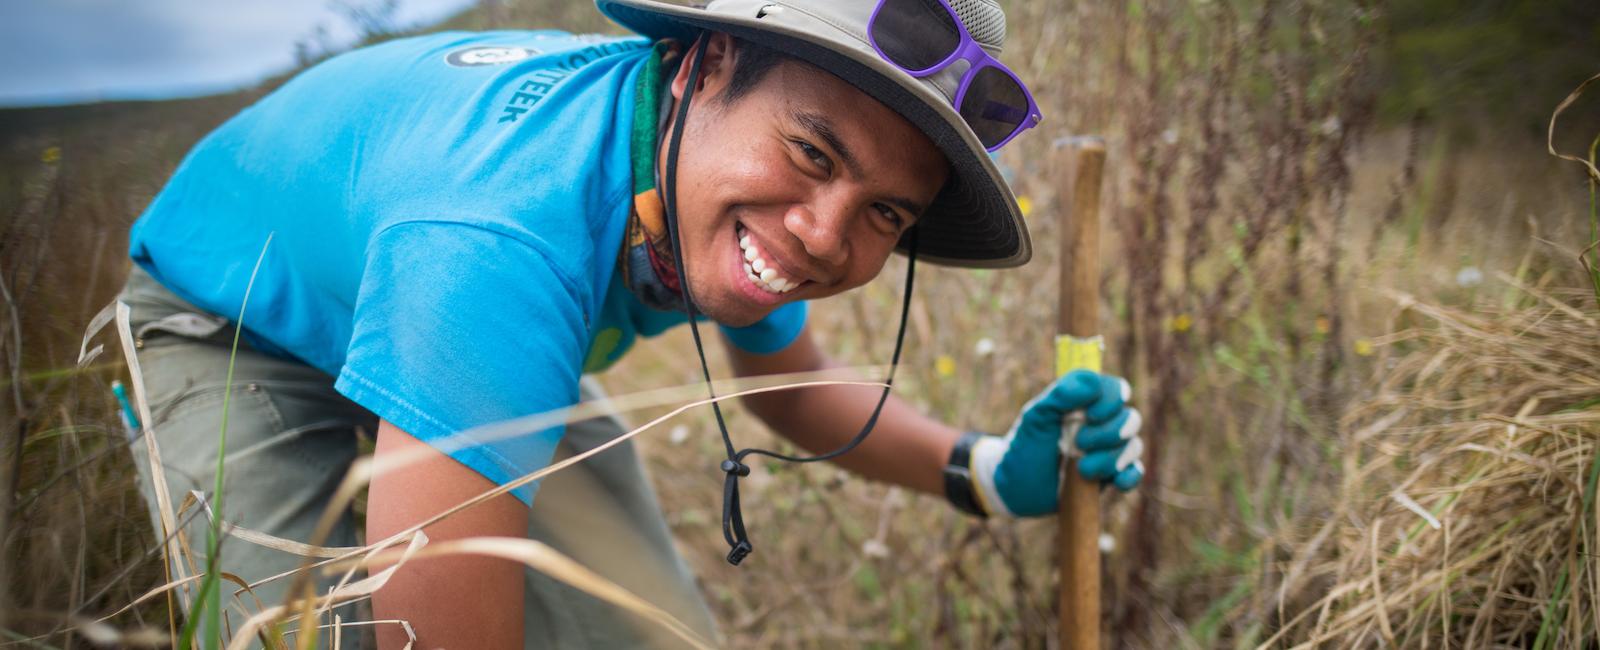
left=118, top=0, right=1146, bottom=647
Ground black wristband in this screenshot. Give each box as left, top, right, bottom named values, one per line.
left=943, top=432, right=989, bottom=518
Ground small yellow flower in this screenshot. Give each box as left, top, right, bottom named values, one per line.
left=1017, top=196, right=1033, bottom=218
left=1314, top=317, right=1330, bottom=335
left=934, top=354, right=956, bottom=378
left=1169, top=313, right=1192, bottom=333
left=41, top=147, right=61, bottom=164
left=1354, top=338, right=1375, bottom=356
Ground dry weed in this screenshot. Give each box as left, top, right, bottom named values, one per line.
left=1262, top=282, right=1599, bottom=648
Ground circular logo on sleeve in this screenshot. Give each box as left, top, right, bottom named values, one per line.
left=444, top=46, right=541, bottom=67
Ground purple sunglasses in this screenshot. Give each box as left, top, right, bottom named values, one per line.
left=867, top=0, right=1042, bottom=151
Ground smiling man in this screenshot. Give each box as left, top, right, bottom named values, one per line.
left=666, top=47, right=947, bottom=322
left=117, top=0, right=1145, bottom=648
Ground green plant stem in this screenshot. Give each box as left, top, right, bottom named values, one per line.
left=175, top=577, right=217, bottom=650
left=189, top=233, right=274, bottom=649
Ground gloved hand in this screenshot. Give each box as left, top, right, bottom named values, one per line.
left=967, top=370, right=1144, bottom=517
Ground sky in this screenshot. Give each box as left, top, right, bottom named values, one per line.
left=0, top=0, right=476, bottom=107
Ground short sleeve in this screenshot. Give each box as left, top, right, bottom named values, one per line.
left=334, top=221, right=587, bottom=505
left=717, top=300, right=808, bottom=355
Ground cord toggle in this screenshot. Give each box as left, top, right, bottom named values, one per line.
left=720, top=459, right=750, bottom=477
left=726, top=540, right=753, bottom=565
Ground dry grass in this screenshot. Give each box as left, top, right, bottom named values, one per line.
left=3, top=0, right=1598, bottom=647
left=1258, top=280, right=1600, bottom=648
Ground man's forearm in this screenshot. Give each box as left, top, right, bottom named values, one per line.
left=725, top=327, right=963, bottom=496
left=745, top=370, right=961, bottom=496
left=370, top=420, right=527, bottom=650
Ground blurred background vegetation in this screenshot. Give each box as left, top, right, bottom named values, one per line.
left=3, top=0, right=1599, bottom=647
left=1381, top=0, right=1600, bottom=130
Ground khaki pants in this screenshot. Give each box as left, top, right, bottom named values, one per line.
left=118, top=266, right=717, bottom=648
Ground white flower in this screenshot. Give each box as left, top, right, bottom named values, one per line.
left=77, top=622, right=118, bottom=645
left=1319, top=116, right=1343, bottom=137
left=974, top=337, right=996, bottom=357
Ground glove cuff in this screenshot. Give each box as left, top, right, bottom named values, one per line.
left=968, top=434, right=1014, bottom=517
left=942, top=432, right=989, bottom=518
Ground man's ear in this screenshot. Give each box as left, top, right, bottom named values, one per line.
left=669, top=31, right=737, bottom=102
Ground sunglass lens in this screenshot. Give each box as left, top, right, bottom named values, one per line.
left=872, top=0, right=962, bottom=72
left=960, top=65, right=1030, bottom=148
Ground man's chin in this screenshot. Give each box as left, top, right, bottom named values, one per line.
left=691, top=295, right=767, bottom=329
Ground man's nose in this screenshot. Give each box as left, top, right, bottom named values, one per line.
left=783, top=203, right=850, bottom=267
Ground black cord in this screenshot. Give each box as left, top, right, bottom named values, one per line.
left=660, top=34, right=921, bottom=566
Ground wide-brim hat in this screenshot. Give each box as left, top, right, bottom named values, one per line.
left=596, top=0, right=1033, bottom=269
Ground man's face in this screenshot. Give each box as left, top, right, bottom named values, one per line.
left=663, top=33, right=951, bottom=327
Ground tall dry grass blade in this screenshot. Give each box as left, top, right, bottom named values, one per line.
left=1368, top=521, right=1397, bottom=645
left=328, top=537, right=716, bottom=650
left=252, top=373, right=892, bottom=593
left=239, top=373, right=889, bottom=606
left=365, top=378, right=891, bottom=544
left=223, top=532, right=428, bottom=650
left=112, top=301, right=184, bottom=639
left=417, top=368, right=889, bottom=461
left=273, top=616, right=414, bottom=650
left=74, top=301, right=115, bottom=369
left=1493, top=270, right=1597, bottom=327
left=1441, top=518, right=1452, bottom=646
left=231, top=376, right=884, bottom=646
left=218, top=520, right=360, bottom=559
left=1390, top=489, right=1442, bottom=531
left=1546, top=71, right=1600, bottom=184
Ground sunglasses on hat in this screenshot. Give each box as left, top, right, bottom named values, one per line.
left=868, top=0, right=1042, bottom=151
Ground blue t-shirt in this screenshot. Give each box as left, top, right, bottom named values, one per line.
left=128, top=30, right=807, bottom=504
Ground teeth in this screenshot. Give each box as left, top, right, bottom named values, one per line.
left=737, top=224, right=800, bottom=295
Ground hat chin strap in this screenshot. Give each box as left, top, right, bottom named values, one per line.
left=659, top=33, right=921, bottom=566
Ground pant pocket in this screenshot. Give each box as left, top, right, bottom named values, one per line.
left=136, top=311, right=230, bottom=343
left=141, top=383, right=288, bottom=493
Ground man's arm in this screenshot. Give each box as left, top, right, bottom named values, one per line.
left=723, top=324, right=959, bottom=496
left=368, top=420, right=527, bottom=650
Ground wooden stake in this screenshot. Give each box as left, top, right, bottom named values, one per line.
left=1058, top=138, right=1106, bottom=650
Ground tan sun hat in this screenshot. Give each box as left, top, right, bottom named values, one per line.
left=596, top=0, right=1035, bottom=269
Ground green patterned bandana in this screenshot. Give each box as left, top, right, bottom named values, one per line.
left=618, top=40, right=685, bottom=312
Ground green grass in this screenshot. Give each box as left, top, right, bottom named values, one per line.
left=175, top=233, right=273, bottom=650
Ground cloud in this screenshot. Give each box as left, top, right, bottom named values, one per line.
left=0, top=0, right=473, bottom=106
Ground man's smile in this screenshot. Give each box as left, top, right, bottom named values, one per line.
left=736, top=222, right=806, bottom=295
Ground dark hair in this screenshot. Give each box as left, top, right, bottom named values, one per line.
left=718, top=36, right=800, bottom=106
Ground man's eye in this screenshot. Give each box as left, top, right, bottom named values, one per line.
left=874, top=204, right=905, bottom=230
left=795, top=140, right=831, bottom=173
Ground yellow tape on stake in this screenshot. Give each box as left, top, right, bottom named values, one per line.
left=1055, top=335, right=1104, bottom=376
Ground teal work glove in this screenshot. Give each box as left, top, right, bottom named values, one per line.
left=968, top=370, right=1144, bottom=517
